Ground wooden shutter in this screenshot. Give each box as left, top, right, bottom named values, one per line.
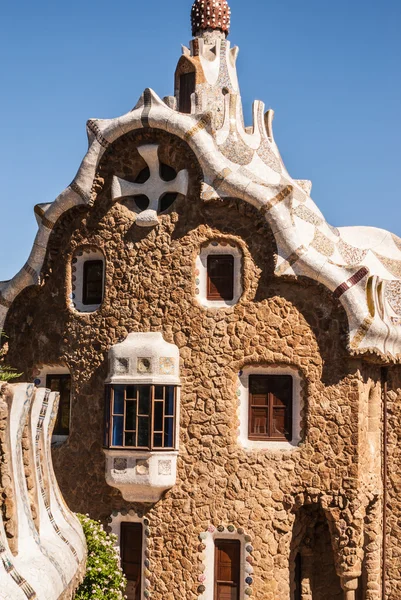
left=215, top=540, right=240, bottom=600
left=249, top=375, right=293, bottom=441
left=83, top=260, right=104, bottom=305
left=121, top=523, right=143, bottom=600
left=269, top=375, right=293, bottom=441
left=207, top=255, right=234, bottom=301
left=179, top=72, right=196, bottom=114
left=46, top=374, right=71, bottom=436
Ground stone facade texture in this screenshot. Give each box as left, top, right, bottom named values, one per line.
left=386, top=369, right=401, bottom=599
left=4, top=128, right=399, bottom=598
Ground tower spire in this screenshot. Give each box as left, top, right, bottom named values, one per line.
left=191, top=0, right=231, bottom=38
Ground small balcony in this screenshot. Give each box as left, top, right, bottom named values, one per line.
left=104, top=448, right=178, bottom=503
left=103, top=332, right=180, bottom=503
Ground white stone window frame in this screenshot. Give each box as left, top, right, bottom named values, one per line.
left=198, top=525, right=254, bottom=600
left=34, top=365, right=71, bottom=445
left=70, top=247, right=105, bottom=313
left=237, top=365, right=302, bottom=451
left=195, top=241, right=243, bottom=308
left=109, top=510, right=148, bottom=600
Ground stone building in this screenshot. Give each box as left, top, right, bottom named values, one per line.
left=1, top=0, right=400, bottom=599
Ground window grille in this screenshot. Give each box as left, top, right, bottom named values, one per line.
left=105, top=385, right=177, bottom=450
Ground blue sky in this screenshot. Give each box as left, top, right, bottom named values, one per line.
left=0, top=0, right=400, bottom=281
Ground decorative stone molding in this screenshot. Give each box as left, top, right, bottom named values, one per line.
left=107, top=509, right=150, bottom=600
left=195, top=240, right=243, bottom=308
left=104, top=450, right=178, bottom=503
left=237, top=365, right=304, bottom=450
left=111, top=144, right=189, bottom=228
left=197, top=525, right=254, bottom=599
left=106, top=332, right=180, bottom=386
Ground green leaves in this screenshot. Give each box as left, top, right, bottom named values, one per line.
left=75, top=514, right=127, bottom=600
left=0, top=331, right=21, bottom=382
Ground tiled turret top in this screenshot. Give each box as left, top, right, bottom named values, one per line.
left=191, top=0, right=231, bottom=37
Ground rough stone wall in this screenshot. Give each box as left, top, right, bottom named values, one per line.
left=0, top=383, right=18, bottom=554
left=4, top=129, right=392, bottom=599
left=22, top=418, right=40, bottom=533
left=386, top=367, right=401, bottom=600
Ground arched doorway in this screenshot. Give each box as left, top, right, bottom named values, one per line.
left=290, top=504, right=343, bottom=600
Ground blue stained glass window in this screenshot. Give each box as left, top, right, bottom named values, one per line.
left=164, top=418, right=174, bottom=448
left=104, top=387, right=111, bottom=446
left=112, top=416, right=124, bottom=446
left=106, top=385, right=177, bottom=450
left=113, top=386, right=125, bottom=415
left=165, top=386, right=175, bottom=416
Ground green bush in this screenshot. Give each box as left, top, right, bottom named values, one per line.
left=75, top=514, right=127, bottom=600
left=0, top=331, right=21, bottom=382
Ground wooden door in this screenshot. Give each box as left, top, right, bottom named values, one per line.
left=121, top=523, right=143, bottom=600
left=214, top=539, right=240, bottom=600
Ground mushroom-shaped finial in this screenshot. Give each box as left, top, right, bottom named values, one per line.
left=191, top=0, right=231, bottom=37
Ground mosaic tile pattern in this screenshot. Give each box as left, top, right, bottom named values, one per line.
left=87, top=119, right=110, bottom=149
left=34, top=392, right=79, bottom=564
left=333, top=267, right=370, bottom=300
left=338, top=239, right=368, bottom=266
left=256, top=139, right=282, bottom=173
left=191, top=0, right=231, bottom=36
left=374, top=254, right=401, bottom=279
left=293, top=204, right=324, bottom=227
left=159, top=357, right=175, bottom=375
left=15, top=388, right=68, bottom=587
left=0, top=384, right=86, bottom=600
left=386, top=281, right=401, bottom=316
left=310, top=230, right=335, bottom=257
left=392, top=233, right=401, bottom=252
left=350, top=315, right=375, bottom=350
